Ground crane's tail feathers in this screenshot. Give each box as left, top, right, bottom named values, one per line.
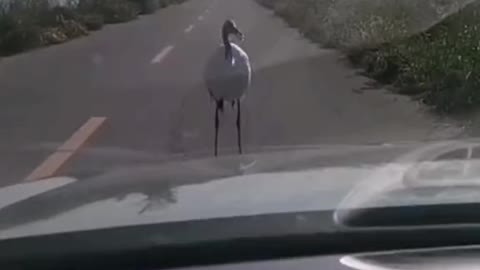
left=216, top=99, right=225, bottom=113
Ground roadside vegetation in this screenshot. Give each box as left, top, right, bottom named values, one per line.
left=0, top=0, right=186, bottom=56
left=257, top=0, right=480, bottom=114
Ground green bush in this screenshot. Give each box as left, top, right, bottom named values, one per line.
left=80, top=13, right=104, bottom=31
left=348, top=2, right=480, bottom=113
left=78, top=0, right=139, bottom=24
left=37, top=6, right=80, bottom=27
left=258, top=0, right=467, bottom=48
left=130, top=0, right=158, bottom=14
left=0, top=0, right=188, bottom=56
left=60, top=18, right=88, bottom=38
left=41, top=26, right=68, bottom=44
left=158, top=0, right=187, bottom=8
left=0, top=1, right=45, bottom=55
left=0, top=24, right=42, bottom=55
left=0, top=0, right=89, bottom=54
left=0, top=13, right=18, bottom=38
left=127, top=0, right=186, bottom=13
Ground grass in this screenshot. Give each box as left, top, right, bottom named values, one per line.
left=0, top=0, right=187, bottom=56
left=77, top=0, right=139, bottom=24
left=257, top=0, right=480, bottom=114
left=257, top=0, right=446, bottom=47
left=348, top=1, right=480, bottom=113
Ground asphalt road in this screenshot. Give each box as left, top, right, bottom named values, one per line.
left=0, top=0, right=465, bottom=185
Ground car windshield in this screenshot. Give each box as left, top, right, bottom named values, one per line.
left=0, top=0, right=480, bottom=240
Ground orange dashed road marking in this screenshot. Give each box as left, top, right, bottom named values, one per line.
left=25, top=117, right=107, bottom=182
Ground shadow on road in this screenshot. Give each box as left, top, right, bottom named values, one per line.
left=0, top=160, right=241, bottom=231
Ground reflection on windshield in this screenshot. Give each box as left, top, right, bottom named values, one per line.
left=0, top=0, right=480, bottom=240
left=0, top=159, right=368, bottom=239
left=335, top=141, right=480, bottom=227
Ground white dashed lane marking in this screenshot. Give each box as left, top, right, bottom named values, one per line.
left=151, top=45, right=175, bottom=64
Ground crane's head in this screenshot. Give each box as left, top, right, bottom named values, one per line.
left=222, top=19, right=244, bottom=42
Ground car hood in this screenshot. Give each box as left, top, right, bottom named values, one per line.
left=1, top=141, right=480, bottom=240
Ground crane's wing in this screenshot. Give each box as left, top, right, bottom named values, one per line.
left=205, top=44, right=251, bottom=101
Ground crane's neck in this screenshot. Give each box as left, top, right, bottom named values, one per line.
left=222, top=31, right=232, bottom=60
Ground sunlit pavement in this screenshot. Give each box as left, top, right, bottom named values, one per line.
left=0, top=0, right=464, bottom=185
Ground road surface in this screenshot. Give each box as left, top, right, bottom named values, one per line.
left=0, top=0, right=463, bottom=185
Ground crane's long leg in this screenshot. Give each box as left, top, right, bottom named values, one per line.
left=236, top=100, right=242, bottom=154
left=215, top=103, right=220, bottom=157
